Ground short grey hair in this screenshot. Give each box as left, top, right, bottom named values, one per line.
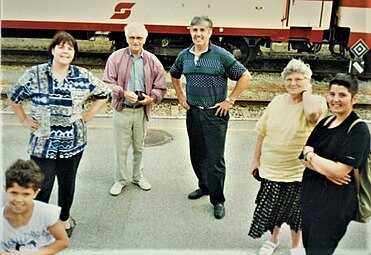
left=281, top=59, right=312, bottom=79
left=124, top=23, right=148, bottom=39
left=190, top=16, right=213, bottom=30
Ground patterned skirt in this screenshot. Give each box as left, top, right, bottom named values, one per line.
left=248, top=179, right=302, bottom=239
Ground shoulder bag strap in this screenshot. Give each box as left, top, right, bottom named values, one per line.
left=348, top=119, right=363, bottom=133
left=323, top=115, right=336, bottom=127
left=347, top=118, right=364, bottom=194
left=354, top=168, right=361, bottom=193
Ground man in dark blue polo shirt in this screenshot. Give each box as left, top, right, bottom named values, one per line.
left=170, top=16, right=251, bottom=219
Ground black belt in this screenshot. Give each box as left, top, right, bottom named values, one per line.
left=123, top=104, right=145, bottom=109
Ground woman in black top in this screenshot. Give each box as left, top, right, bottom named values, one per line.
left=300, top=74, right=370, bottom=255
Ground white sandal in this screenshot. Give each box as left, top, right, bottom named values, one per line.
left=289, top=247, right=305, bottom=255
left=259, top=240, right=280, bottom=255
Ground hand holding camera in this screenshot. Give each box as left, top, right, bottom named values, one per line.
left=135, top=90, right=146, bottom=101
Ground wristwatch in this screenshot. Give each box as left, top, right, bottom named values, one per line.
left=304, top=151, right=315, bottom=162
left=303, top=151, right=311, bottom=161
left=225, top=97, right=234, bottom=105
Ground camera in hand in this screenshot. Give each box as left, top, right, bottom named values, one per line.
left=135, top=91, right=146, bottom=101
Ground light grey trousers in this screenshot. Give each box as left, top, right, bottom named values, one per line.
left=112, top=108, right=148, bottom=185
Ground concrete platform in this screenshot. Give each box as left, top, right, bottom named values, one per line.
left=1, top=114, right=370, bottom=255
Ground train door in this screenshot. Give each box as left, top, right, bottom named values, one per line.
left=286, top=0, right=333, bottom=28
left=284, top=0, right=333, bottom=53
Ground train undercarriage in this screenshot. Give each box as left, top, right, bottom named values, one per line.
left=2, top=26, right=370, bottom=79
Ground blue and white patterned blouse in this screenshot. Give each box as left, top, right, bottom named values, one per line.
left=7, top=63, right=111, bottom=159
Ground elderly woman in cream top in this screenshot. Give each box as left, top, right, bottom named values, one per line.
left=248, top=59, right=328, bottom=255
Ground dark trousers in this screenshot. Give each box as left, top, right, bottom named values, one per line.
left=31, top=151, right=83, bottom=221
left=186, top=106, right=229, bottom=205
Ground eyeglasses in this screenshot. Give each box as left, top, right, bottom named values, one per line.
left=128, top=36, right=144, bottom=42
left=285, top=78, right=305, bottom=83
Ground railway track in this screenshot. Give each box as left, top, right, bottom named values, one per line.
left=1, top=49, right=369, bottom=119
left=161, top=98, right=370, bottom=109
left=1, top=49, right=109, bottom=68
left=161, top=98, right=271, bottom=107
left=1, top=49, right=350, bottom=76
left=1, top=93, right=369, bottom=110
left=0, top=92, right=271, bottom=106
left=1, top=91, right=369, bottom=120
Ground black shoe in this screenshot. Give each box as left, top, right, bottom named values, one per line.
left=188, top=189, right=207, bottom=200
left=65, top=227, right=73, bottom=238
left=65, top=218, right=76, bottom=238
left=213, top=203, right=225, bottom=219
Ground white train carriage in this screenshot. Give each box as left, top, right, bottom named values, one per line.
left=1, top=0, right=370, bottom=71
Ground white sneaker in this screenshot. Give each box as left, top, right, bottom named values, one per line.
left=109, top=183, right=125, bottom=196
left=132, top=178, right=151, bottom=191
left=259, top=240, right=280, bottom=255
left=289, top=247, right=305, bottom=255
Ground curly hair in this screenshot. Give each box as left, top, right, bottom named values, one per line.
left=281, top=59, right=312, bottom=80
left=5, top=159, right=44, bottom=191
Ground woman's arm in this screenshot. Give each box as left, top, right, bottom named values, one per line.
left=305, top=151, right=352, bottom=185
left=82, top=98, right=109, bottom=123
left=302, top=91, right=327, bottom=124
left=9, top=101, right=39, bottom=130
left=250, top=134, right=264, bottom=174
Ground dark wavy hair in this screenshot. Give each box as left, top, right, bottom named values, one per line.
left=5, top=159, right=44, bottom=191
left=48, top=30, right=78, bottom=60
left=190, top=16, right=213, bottom=30
left=329, top=74, right=359, bottom=96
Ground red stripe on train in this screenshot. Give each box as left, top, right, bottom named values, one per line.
left=1, top=20, right=326, bottom=42
left=339, top=0, right=371, bottom=8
